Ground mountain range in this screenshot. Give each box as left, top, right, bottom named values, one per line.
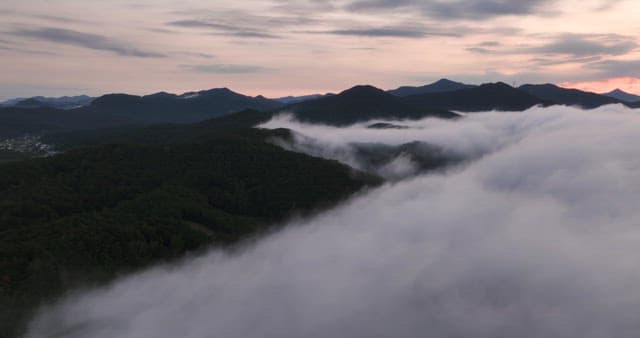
left=1, top=79, right=639, bottom=139
left=283, top=85, right=458, bottom=125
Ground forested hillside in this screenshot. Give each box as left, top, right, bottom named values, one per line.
left=0, top=118, right=380, bottom=337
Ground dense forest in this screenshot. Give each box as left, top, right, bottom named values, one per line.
left=0, top=114, right=380, bottom=337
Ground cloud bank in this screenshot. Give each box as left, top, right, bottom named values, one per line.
left=26, top=105, right=640, bottom=338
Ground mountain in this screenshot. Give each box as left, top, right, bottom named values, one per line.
left=274, top=94, right=325, bottom=104
left=0, top=88, right=282, bottom=139
left=603, top=89, right=640, bottom=103
left=519, top=84, right=620, bottom=109
left=283, top=85, right=457, bottom=125
left=388, top=79, right=476, bottom=97
left=402, top=82, right=547, bottom=112
left=0, top=112, right=381, bottom=337
left=88, top=87, right=282, bottom=123
left=1, top=95, right=94, bottom=109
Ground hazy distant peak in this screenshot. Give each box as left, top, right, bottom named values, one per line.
left=274, top=94, right=324, bottom=104
left=1, top=95, right=94, bottom=109
left=483, top=81, right=513, bottom=88
left=603, top=88, right=640, bottom=103
left=144, top=92, right=177, bottom=99
left=388, top=78, right=475, bottom=97
left=197, top=87, right=236, bottom=95
left=432, top=78, right=464, bottom=86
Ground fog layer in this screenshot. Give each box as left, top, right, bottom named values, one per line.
left=28, top=105, right=640, bottom=338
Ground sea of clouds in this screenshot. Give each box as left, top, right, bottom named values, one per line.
left=27, top=105, right=640, bottom=338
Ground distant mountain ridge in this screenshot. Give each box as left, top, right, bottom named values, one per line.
left=3, top=81, right=640, bottom=139
left=388, top=79, right=476, bottom=97
left=401, top=82, right=548, bottom=112
left=0, top=88, right=283, bottom=138
left=519, top=84, right=620, bottom=109
left=282, top=85, right=458, bottom=125
left=89, top=87, right=281, bottom=123
left=274, top=94, right=325, bottom=104
left=1, top=95, right=94, bottom=109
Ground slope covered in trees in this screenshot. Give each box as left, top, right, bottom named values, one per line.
left=0, top=116, right=380, bottom=337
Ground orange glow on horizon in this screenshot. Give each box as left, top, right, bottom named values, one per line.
left=558, top=77, right=640, bottom=95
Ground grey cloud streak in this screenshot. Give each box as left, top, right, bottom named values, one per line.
left=346, top=0, right=555, bottom=20
left=167, top=19, right=280, bottom=39
left=26, top=105, right=640, bottom=338
left=10, top=27, right=165, bottom=58
left=324, top=26, right=459, bottom=38
left=181, top=64, right=272, bottom=74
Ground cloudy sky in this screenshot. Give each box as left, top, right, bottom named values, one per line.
left=1, top=0, right=640, bottom=99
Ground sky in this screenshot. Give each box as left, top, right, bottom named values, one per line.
left=1, top=0, right=640, bottom=100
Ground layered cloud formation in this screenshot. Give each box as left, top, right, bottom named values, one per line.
left=27, top=105, right=640, bottom=338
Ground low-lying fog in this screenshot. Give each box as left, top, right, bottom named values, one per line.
left=27, top=105, right=640, bottom=338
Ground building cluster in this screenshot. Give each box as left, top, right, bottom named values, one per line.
left=0, top=135, right=57, bottom=157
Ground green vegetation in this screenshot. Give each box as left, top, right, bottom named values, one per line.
left=0, top=150, right=32, bottom=164
left=0, top=116, right=380, bottom=337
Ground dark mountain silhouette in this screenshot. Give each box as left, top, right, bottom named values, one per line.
left=519, top=84, right=620, bottom=109
left=89, top=87, right=282, bottom=123
left=401, top=82, right=547, bottom=112
left=367, top=122, right=409, bottom=129
left=283, top=85, right=457, bottom=125
left=274, top=94, right=325, bottom=104
left=388, top=79, right=476, bottom=97
left=0, top=88, right=281, bottom=138
left=14, top=98, right=54, bottom=108
left=4, top=82, right=640, bottom=141
left=1, top=95, right=94, bottom=109
left=603, top=89, right=640, bottom=103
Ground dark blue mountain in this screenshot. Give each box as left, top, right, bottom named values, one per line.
left=283, top=85, right=457, bottom=125
left=89, top=87, right=281, bottom=123
left=0, top=88, right=282, bottom=138
left=603, top=89, right=640, bottom=103
left=388, top=79, right=476, bottom=97
left=274, top=94, right=325, bottom=104
left=519, top=84, right=620, bottom=109
left=3, top=95, right=94, bottom=109
left=401, top=82, right=547, bottom=112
